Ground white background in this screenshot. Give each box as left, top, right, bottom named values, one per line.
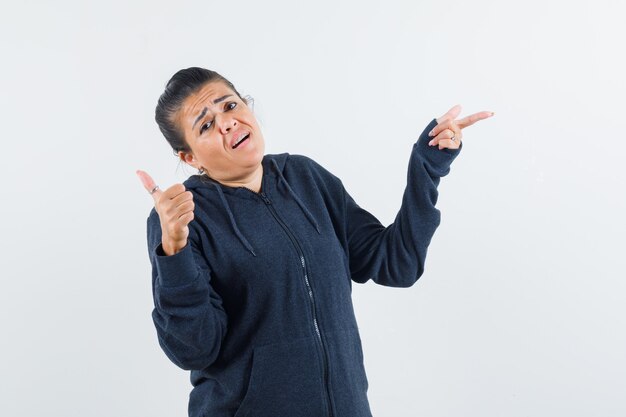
left=1, top=0, right=625, bottom=416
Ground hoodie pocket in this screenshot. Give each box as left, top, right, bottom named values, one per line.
left=234, top=336, right=327, bottom=417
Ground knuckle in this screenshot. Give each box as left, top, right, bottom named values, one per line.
left=170, top=183, right=185, bottom=194
left=165, top=208, right=177, bottom=221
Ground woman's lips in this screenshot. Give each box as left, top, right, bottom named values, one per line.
left=232, top=133, right=250, bottom=149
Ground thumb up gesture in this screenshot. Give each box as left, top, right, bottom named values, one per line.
left=136, top=170, right=195, bottom=256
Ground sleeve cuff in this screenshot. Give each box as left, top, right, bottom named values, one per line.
left=153, top=242, right=199, bottom=287
left=414, top=118, right=462, bottom=167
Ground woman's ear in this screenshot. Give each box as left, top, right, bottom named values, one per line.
left=178, top=151, right=199, bottom=170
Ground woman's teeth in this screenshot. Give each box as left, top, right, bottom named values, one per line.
left=233, top=134, right=250, bottom=149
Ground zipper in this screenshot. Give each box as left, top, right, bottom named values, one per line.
left=239, top=186, right=334, bottom=417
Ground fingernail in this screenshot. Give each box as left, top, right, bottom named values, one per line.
left=428, top=140, right=434, bottom=146
left=490, top=112, right=495, bottom=116
left=428, top=130, right=433, bottom=136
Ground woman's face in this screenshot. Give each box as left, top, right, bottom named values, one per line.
left=176, top=81, right=265, bottom=183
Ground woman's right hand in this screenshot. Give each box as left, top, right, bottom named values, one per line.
left=136, top=170, right=195, bottom=256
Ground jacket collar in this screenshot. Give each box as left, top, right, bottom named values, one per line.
left=184, top=154, right=321, bottom=257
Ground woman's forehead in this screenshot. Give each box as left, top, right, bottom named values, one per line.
left=186, top=82, right=233, bottom=113
left=181, top=82, right=234, bottom=127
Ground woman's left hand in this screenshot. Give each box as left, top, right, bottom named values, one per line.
left=428, top=104, right=494, bottom=150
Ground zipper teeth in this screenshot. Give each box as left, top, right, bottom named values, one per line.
left=302, top=259, right=331, bottom=415
left=304, top=266, right=321, bottom=336
left=252, top=190, right=333, bottom=417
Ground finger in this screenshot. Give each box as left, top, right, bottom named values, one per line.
left=438, top=138, right=461, bottom=150
left=177, top=211, right=195, bottom=226
left=166, top=199, right=195, bottom=218
left=436, top=104, right=462, bottom=124
left=428, top=128, right=456, bottom=146
left=170, top=190, right=194, bottom=208
left=456, top=111, right=495, bottom=129
left=163, top=205, right=194, bottom=234
left=177, top=200, right=195, bottom=214
left=162, top=183, right=187, bottom=201
left=136, top=169, right=162, bottom=202
left=428, top=119, right=458, bottom=140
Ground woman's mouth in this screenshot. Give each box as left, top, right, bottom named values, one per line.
left=232, top=133, right=250, bottom=149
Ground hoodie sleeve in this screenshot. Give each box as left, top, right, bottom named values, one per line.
left=341, top=118, right=462, bottom=287
left=146, top=209, right=228, bottom=370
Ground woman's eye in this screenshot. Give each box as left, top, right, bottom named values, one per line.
left=199, top=102, right=237, bottom=134
left=199, top=121, right=212, bottom=134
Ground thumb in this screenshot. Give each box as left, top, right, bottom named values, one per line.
left=136, top=169, right=161, bottom=202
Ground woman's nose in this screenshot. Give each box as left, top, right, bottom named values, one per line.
left=216, top=113, right=237, bottom=135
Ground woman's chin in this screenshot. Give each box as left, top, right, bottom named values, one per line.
left=234, top=143, right=264, bottom=167
left=233, top=133, right=264, bottom=156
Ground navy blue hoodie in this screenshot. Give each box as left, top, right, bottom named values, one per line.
left=146, top=118, right=461, bottom=417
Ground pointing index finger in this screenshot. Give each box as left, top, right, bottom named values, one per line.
left=457, top=111, right=495, bottom=129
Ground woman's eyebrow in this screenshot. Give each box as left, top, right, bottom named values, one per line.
left=192, top=94, right=233, bottom=129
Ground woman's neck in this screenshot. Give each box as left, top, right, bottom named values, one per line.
left=211, top=163, right=263, bottom=193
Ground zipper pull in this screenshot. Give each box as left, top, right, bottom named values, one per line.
left=260, top=192, right=272, bottom=205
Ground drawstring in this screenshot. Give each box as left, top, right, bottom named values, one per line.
left=208, top=158, right=322, bottom=257
left=270, top=159, right=321, bottom=235
left=212, top=182, right=258, bottom=257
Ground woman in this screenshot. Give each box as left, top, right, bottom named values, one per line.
left=137, top=67, right=493, bottom=417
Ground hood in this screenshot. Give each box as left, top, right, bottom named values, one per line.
left=182, top=153, right=321, bottom=257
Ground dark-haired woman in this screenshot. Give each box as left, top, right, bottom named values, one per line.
left=137, top=67, right=493, bottom=417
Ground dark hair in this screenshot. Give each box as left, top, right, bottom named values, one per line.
left=155, top=67, right=249, bottom=154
